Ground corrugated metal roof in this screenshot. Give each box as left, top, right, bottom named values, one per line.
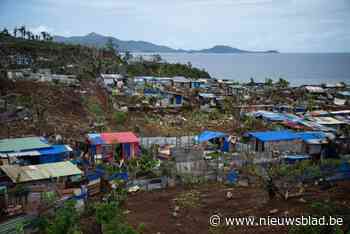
left=0, top=137, right=51, bottom=153
left=172, top=76, right=190, bottom=83
left=101, top=132, right=139, bottom=144
left=313, top=117, right=345, bottom=125
left=331, top=110, right=350, bottom=115
left=305, top=86, right=325, bottom=93
left=87, top=132, right=139, bottom=145
left=0, top=161, right=82, bottom=183
left=199, top=93, right=216, bottom=98
left=0, top=150, right=41, bottom=158
left=338, top=91, right=350, bottom=97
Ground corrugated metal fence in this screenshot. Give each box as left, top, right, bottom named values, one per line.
left=140, top=136, right=196, bottom=148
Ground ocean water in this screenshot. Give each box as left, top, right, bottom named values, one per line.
left=153, top=53, right=350, bottom=86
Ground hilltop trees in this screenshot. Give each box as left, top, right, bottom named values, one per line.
left=1, top=28, right=10, bottom=36
left=1, top=25, right=53, bottom=41
left=277, top=77, right=290, bottom=88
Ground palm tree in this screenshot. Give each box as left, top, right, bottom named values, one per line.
left=13, top=27, right=17, bottom=37
left=277, top=77, right=289, bottom=88
left=46, top=34, right=53, bottom=41
left=19, top=25, right=26, bottom=38
left=1, top=28, right=9, bottom=36
left=26, top=31, right=32, bottom=40
left=265, top=78, right=273, bottom=87
left=40, top=31, right=47, bottom=40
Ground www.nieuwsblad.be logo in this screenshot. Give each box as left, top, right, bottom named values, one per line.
left=209, top=215, right=344, bottom=227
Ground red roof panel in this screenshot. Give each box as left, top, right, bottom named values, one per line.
left=101, top=132, right=139, bottom=144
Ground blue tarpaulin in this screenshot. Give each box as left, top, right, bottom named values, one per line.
left=175, top=95, right=182, bottom=104
left=85, top=171, right=102, bottom=181
left=248, top=130, right=329, bottom=143
left=38, top=145, right=70, bottom=155
left=227, top=170, right=238, bottom=184
left=295, top=132, right=327, bottom=141
left=108, top=172, right=128, bottom=181
left=248, top=131, right=298, bottom=142
left=283, top=155, right=311, bottom=164
left=197, top=131, right=228, bottom=143
left=253, top=111, right=288, bottom=122
left=222, top=139, right=230, bottom=152
left=338, top=161, right=350, bottom=173
left=87, top=134, right=105, bottom=146
left=123, top=143, right=131, bottom=160
left=38, top=145, right=71, bottom=163
left=326, top=161, right=350, bottom=182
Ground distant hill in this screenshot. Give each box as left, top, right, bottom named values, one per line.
left=189, top=45, right=279, bottom=54
left=53, top=33, right=278, bottom=53
left=53, top=33, right=180, bottom=53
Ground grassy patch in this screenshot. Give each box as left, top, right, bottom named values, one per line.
left=174, top=190, right=201, bottom=209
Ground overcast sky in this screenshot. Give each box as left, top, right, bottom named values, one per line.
left=1, top=0, right=349, bottom=52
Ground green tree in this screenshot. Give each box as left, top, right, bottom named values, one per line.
left=123, top=51, right=133, bottom=63
left=105, top=38, right=119, bottom=56
left=113, top=111, right=128, bottom=124
left=18, top=25, right=26, bottom=38
left=152, top=54, right=162, bottom=63
left=1, top=28, right=9, bottom=36
left=46, top=200, right=81, bottom=234
left=13, top=27, right=18, bottom=37
left=265, top=78, right=273, bottom=87
left=277, top=77, right=289, bottom=88
left=95, top=201, right=138, bottom=234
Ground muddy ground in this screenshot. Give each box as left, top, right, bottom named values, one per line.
left=124, top=182, right=350, bottom=234
left=1, top=79, right=260, bottom=140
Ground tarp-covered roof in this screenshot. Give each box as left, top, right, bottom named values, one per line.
left=248, top=131, right=299, bottom=142
left=313, top=117, right=345, bottom=125
left=0, top=161, right=82, bottom=183
left=295, top=132, right=327, bottom=141
left=87, top=132, right=139, bottom=145
left=0, top=137, right=51, bottom=153
left=0, top=144, right=71, bottom=158
left=252, top=111, right=289, bottom=122
left=197, top=131, right=228, bottom=143
left=198, top=93, right=216, bottom=98
left=248, top=130, right=329, bottom=143
left=38, top=145, right=72, bottom=155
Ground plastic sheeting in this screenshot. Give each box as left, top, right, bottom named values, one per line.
left=197, top=131, right=228, bottom=143
left=38, top=145, right=71, bottom=164
left=248, top=131, right=298, bottom=142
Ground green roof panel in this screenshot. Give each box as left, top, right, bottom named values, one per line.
left=0, top=137, right=51, bottom=153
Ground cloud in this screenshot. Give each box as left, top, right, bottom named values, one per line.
left=1, top=0, right=350, bottom=52
left=29, top=25, right=53, bottom=35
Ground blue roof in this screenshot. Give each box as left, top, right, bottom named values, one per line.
left=284, top=155, right=311, bottom=160
left=38, top=145, right=71, bottom=155
left=295, top=132, right=327, bottom=141
left=248, top=131, right=299, bottom=142
left=339, top=91, right=350, bottom=97
left=197, top=131, right=228, bottom=143
left=198, top=93, right=216, bottom=98
left=255, top=111, right=288, bottom=122
left=87, top=134, right=105, bottom=145
left=248, top=131, right=328, bottom=142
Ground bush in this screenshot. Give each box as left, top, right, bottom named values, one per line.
left=114, top=111, right=127, bottom=124
left=46, top=200, right=81, bottom=234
